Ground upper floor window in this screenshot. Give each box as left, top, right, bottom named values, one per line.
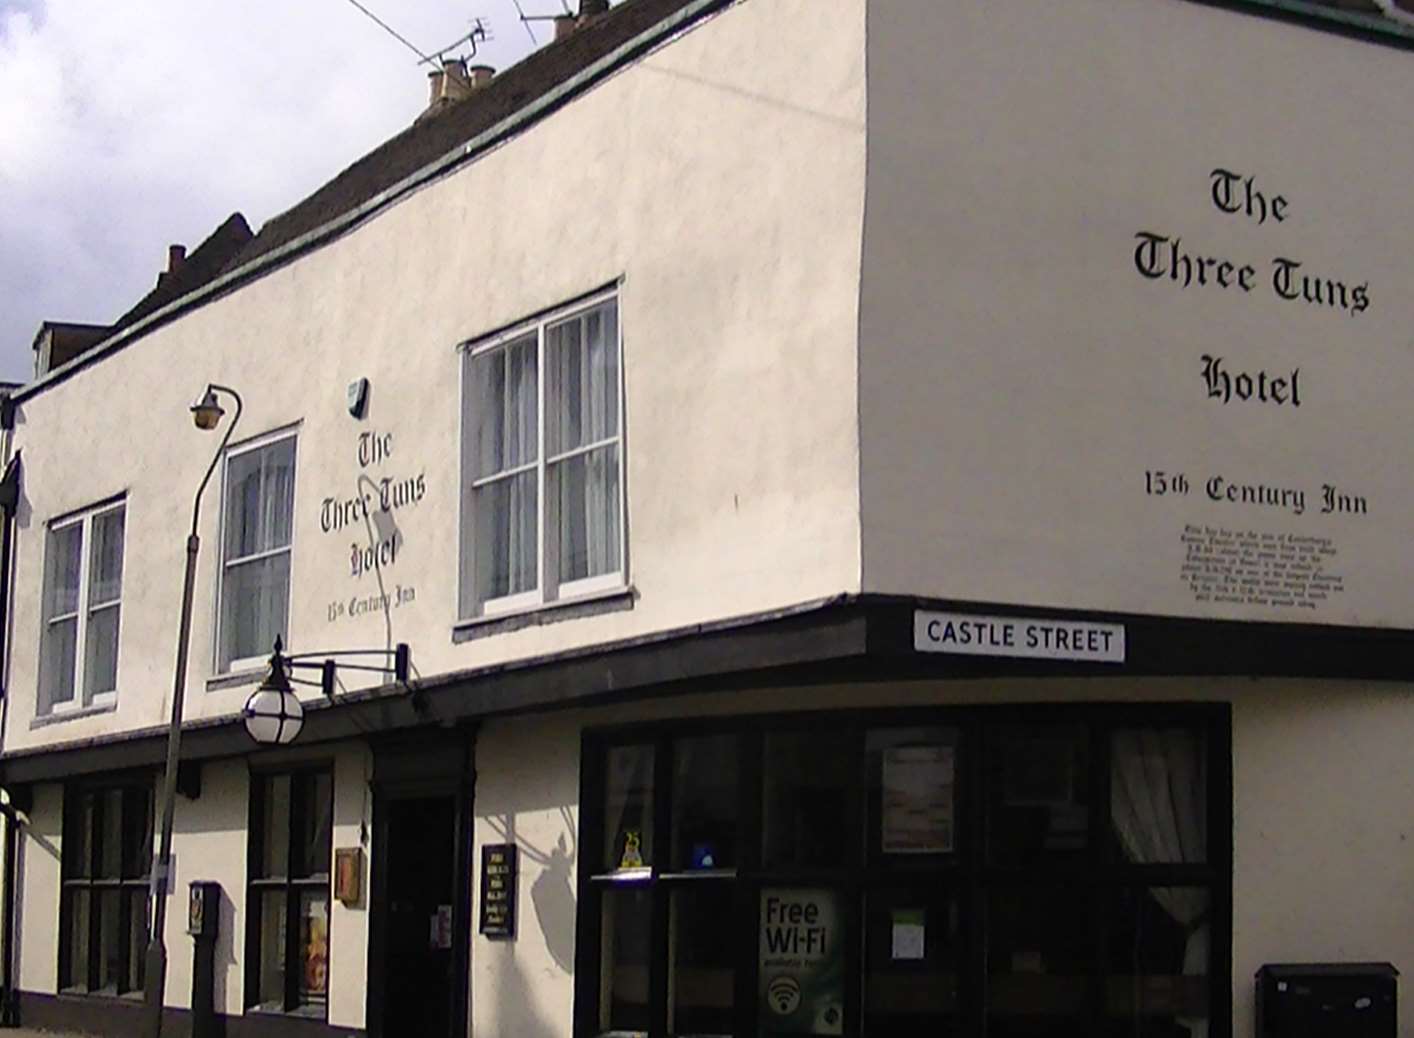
left=461, top=292, right=625, bottom=617
left=40, top=501, right=125, bottom=715
left=219, top=433, right=296, bottom=672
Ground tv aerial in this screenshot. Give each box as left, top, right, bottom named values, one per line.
left=419, top=16, right=494, bottom=67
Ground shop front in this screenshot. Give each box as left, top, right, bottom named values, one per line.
left=573, top=702, right=1229, bottom=1038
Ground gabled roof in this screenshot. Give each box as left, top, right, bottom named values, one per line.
left=226, top=0, right=706, bottom=272
left=113, top=212, right=253, bottom=333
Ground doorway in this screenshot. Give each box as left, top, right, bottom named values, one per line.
left=382, top=797, right=456, bottom=1036
left=368, top=734, right=474, bottom=1038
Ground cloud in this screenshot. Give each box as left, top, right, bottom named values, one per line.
left=0, top=0, right=572, bottom=380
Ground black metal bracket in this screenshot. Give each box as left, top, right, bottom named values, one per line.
left=277, top=641, right=411, bottom=699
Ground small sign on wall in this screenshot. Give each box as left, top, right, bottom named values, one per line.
left=479, top=844, right=517, bottom=939
left=334, top=848, right=363, bottom=906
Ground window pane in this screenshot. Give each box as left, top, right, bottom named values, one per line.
left=600, top=887, right=652, bottom=1032
left=65, top=792, right=94, bottom=878
left=220, top=552, right=290, bottom=667
left=298, top=889, right=330, bottom=1006
left=869, top=728, right=959, bottom=859
left=256, top=889, right=288, bottom=1009
left=1111, top=729, right=1207, bottom=865
left=604, top=744, right=654, bottom=871
left=45, top=523, right=83, bottom=618
left=1104, top=887, right=1211, bottom=1036
left=126, top=889, right=148, bottom=994
left=87, top=508, right=125, bottom=606
left=552, top=444, right=620, bottom=584
left=547, top=301, right=618, bottom=456
left=989, top=725, right=1090, bottom=864
left=472, top=334, right=538, bottom=479
left=672, top=735, right=738, bottom=870
left=82, top=604, right=120, bottom=700
left=671, top=885, right=735, bottom=1036
left=865, top=889, right=960, bottom=1035
left=42, top=616, right=78, bottom=710
left=63, top=888, right=91, bottom=990
left=294, top=772, right=332, bottom=878
left=763, top=731, right=855, bottom=869
left=473, top=473, right=537, bottom=601
left=122, top=788, right=153, bottom=879
left=987, top=886, right=1094, bottom=1038
left=96, top=888, right=122, bottom=993
left=259, top=774, right=292, bottom=879
left=98, top=789, right=123, bottom=878
left=759, top=888, right=846, bottom=1036
left=225, top=438, right=295, bottom=560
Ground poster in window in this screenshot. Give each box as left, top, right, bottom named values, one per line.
left=881, top=745, right=955, bottom=854
left=300, top=897, right=329, bottom=1000
left=759, top=888, right=844, bottom=1035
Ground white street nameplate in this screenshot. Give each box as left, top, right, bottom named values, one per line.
left=914, top=611, right=1126, bottom=664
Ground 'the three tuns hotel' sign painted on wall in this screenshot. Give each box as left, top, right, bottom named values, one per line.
left=915, top=611, right=1126, bottom=664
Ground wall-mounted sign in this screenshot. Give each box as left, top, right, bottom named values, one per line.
left=914, top=610, right=1125, bottom=664
left=334, top=847, right=363, bottom=906
left=479, top=844, right=517, bottom=939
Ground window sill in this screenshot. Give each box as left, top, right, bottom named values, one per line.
left=453, top=585, right=635, bottom=643
left=245, top=1004, right=329, bottom=1022
left=31, top=702, right=117, bottom=730
left=206, top=667, right=264, bottom=692
left=56, top=987, right=143, bottom=1002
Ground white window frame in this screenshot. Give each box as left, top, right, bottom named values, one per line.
left=215, top=428, right=299, bottom=674
left=459, top=289, right=627, bottom=620
left=39, top=499, right=126, bottom=716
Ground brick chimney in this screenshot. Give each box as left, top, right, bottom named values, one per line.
left=156, top=244, right=186, bottom=288
left=420, top=58, right=494, bottom=122
left=556, top=0, right=610, bottom=40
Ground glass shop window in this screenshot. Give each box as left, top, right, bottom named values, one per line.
left=1104, top=887, right=1212, bottom=1037
left=671, top=885, right=736, bottom=1036
left=672, top=734, right=739, bottom=871
left=763, top=730, right=855, bottom=869
left=988, top=724, right=1090, bottom=863
left=578, top=711, right=1226, bottom=1038
left=864, top=888, right=960, bottom=1036
left=59, top=784, right=152, bottom=997
left=986, top=886, right=1095, bottom=1038
left=247, top=769, right=332, bottom=1016
left=603, top=743, right=654, bottom=872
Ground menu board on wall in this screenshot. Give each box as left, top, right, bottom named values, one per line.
left=479, top=844, right=518, bottom=939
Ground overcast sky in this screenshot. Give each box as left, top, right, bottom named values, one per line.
left=0, top=0, right=594, bottom=382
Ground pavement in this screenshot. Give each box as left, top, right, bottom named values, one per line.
left=6, top=1030, right=87, bottom=1037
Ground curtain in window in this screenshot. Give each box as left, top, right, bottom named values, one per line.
left=83, top=509, right=124, bottom=698
left=473, top=336, right=538, bottom=599
left=550, top=303, right=620, bottom=583
left=1111, top=729, right=1209, bottom=1038
left=222, top=440, right=295, bottom=666
left=41, top=523, right=83, bottom=710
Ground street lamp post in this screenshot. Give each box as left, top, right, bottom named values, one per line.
left=143, top=385, right=242, bottom=1038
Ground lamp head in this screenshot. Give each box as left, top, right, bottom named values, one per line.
left=190, top=387, right=225, bottom=431
left=242, top=636, right=304, bottom=745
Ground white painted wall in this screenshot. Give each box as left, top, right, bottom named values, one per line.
left=472, top=677, right=1414, bottom=1038
left=859, top=0, right=1414, bottom=629
left=15, top=782, right=61, bottom=995
left=2, top=0, right=866, bottom=756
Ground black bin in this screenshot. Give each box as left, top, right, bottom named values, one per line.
left=1257, top=963, right=1398, bottom=1038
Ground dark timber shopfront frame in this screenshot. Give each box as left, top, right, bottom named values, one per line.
left=574, top=702, right=1234, bottom=1038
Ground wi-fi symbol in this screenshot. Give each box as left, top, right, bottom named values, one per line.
left=767, top=975, right=801, bottom=1016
